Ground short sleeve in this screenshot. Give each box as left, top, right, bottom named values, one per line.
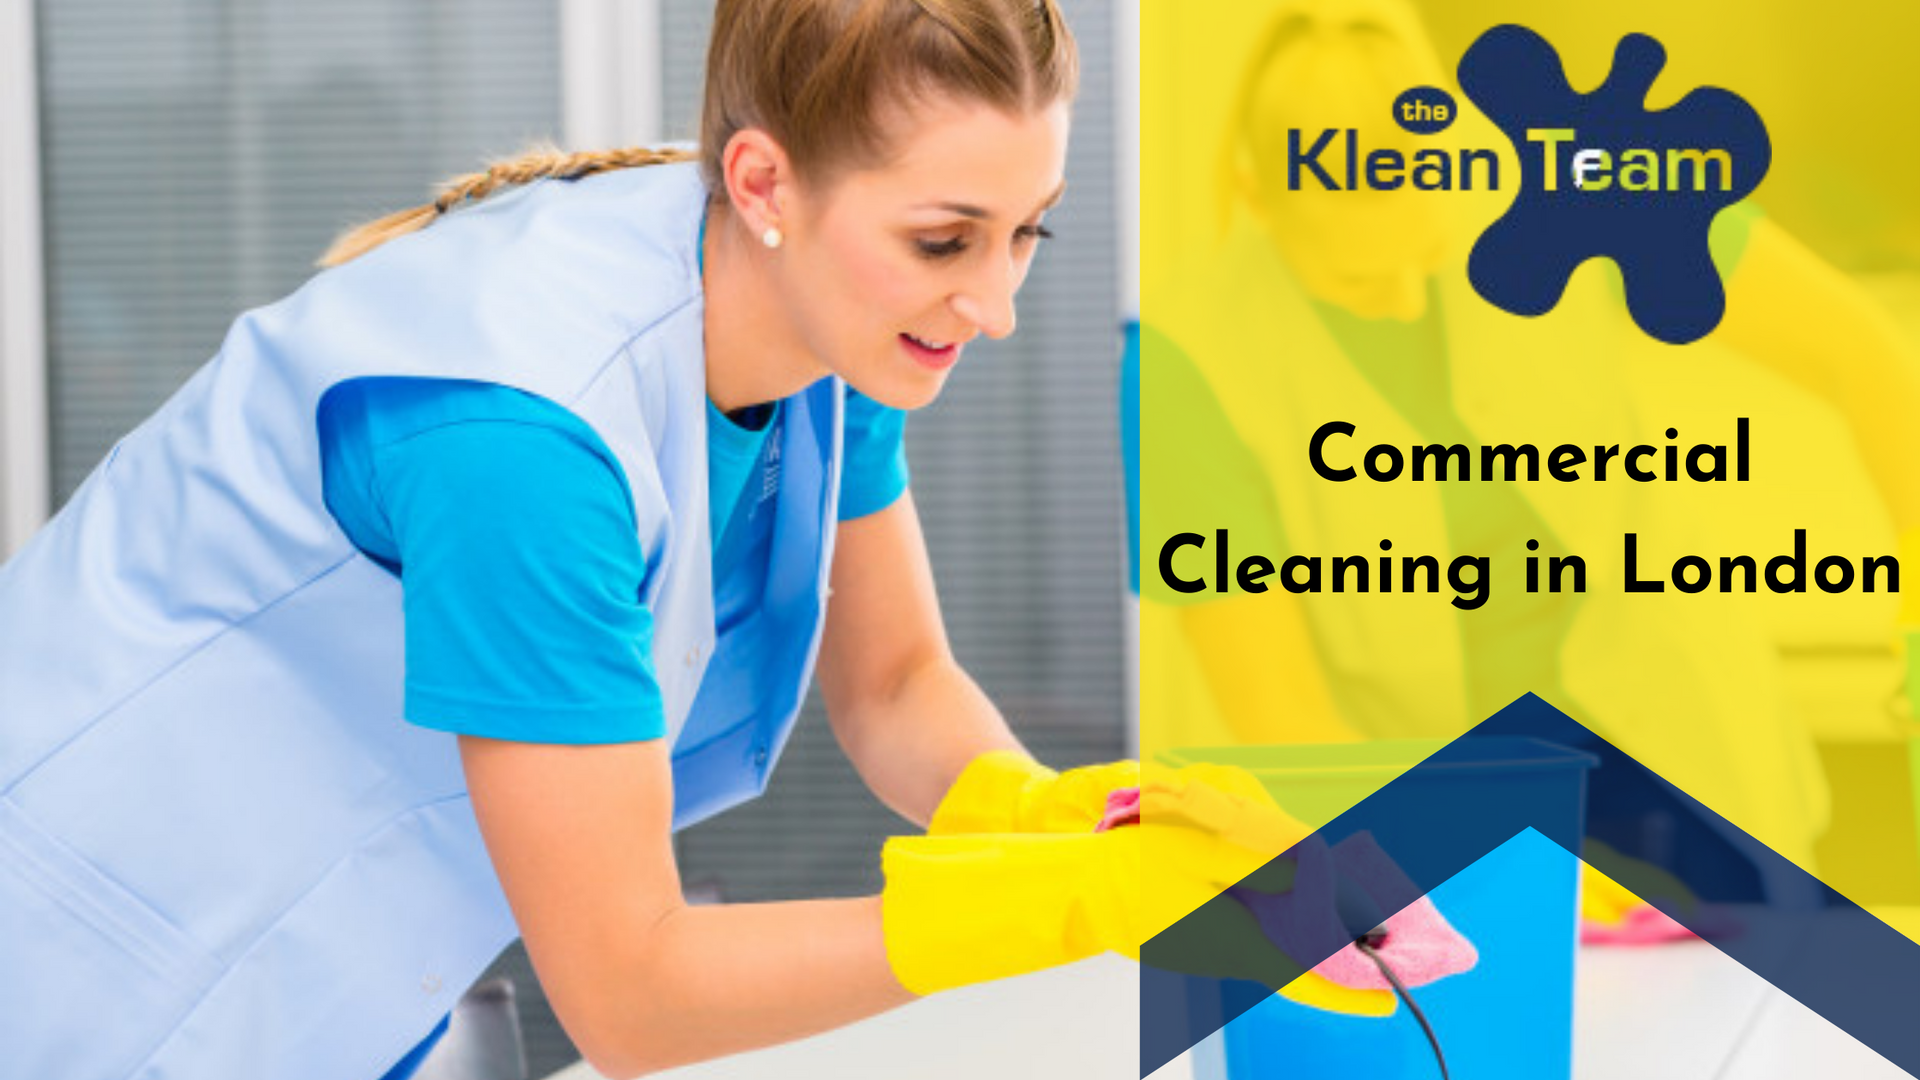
left=370, top=415, right=665, bottom=744
left=838, top=387, right=910, bottom=520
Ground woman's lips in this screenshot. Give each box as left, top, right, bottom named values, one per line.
left=900, top=332, right=960, bottom=371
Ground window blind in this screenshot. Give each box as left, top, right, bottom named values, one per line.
left=39, top=0, right=561, bottom=502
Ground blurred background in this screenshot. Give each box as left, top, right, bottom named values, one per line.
left=0, top=1, right=1137, bottom=1073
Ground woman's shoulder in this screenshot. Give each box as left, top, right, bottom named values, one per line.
left=271, top=160, right=710, bottom=402
left=475, top=157, right=708, bottom=284
left=317, top=159, right=708, bottom=326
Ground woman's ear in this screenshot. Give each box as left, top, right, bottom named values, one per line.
left=720, top=128, right=795, bottom=238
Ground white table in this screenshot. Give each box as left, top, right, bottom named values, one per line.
left=543, top=931, right=1912, bottom=1080
left=544, top=954, right=1141, bottom=1080
left=1573, top=938, right=1907, bottom=1080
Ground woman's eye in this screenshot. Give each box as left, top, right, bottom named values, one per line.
left=916, top=236, right=968, bottom=259
left=916, top=225, right=1053, bottom=260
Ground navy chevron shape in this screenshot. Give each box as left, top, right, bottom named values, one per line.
left=1140, top=692, right=1920, bottom=1077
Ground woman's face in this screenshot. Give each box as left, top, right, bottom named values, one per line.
left=777, top=95, right=1071, bottom=410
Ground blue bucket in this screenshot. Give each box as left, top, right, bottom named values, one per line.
left=1165, top=738, right=1597, bottom=1080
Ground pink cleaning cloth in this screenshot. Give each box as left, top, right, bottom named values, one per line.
left=1314, top=895, right=1478, bottom=990
left=1095, top=786, right=1141, bottom=832
left=1581, top=902, right=1741, bottom=946
left=1235, top=830, right=1479, bottom=992
left=1310, top=833, right=1479, bottom=991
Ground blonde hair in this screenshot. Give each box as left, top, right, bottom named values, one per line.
left=319, top=0, right=1077, bottom=268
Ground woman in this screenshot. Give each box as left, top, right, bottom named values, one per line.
left=0, top=2, right=1220, bottom=1077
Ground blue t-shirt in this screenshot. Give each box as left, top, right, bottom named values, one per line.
left=317, top=377, right=908, bottom=744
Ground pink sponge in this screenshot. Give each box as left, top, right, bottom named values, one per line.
left=1310, top=833, right=1477, bottom=991
left=1314, top=894, right=1478, bottom=990
left=1095, top=786, right=1141, bottom=832
left=1235, top=831, right=1478, bottom=992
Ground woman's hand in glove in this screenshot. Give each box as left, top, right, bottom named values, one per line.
left=927, top=751, right=1140, bottom=835
left=883, top=762, right=1304, bottom=996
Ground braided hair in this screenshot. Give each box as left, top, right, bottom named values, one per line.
left=317, top=145, right=693, bottom=267
left=317, top=0, right=1075, bottom=268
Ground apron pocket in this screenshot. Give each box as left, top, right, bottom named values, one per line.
left=0, top=797, right=223, bottom=1079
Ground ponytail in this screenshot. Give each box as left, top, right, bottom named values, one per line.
left=317, top=143, right=693, bottom=267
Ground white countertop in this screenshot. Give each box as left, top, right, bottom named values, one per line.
left=1571, top=939, right=1906, bottom=1080
left=544, top=930, right=1912, bottom=1080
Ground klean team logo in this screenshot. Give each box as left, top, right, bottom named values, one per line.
left=1282, top=26, right=1770, bottom=346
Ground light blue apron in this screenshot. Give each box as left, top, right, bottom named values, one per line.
left=0, top=160, right=843, bottom=1080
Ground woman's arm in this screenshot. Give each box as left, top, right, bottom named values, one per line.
left=460, top=735, right=915, bottom=1078
left=815, top=491, right=1028, bottom=827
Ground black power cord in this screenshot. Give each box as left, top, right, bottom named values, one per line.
left=1355, top=933, right=1450, bottom=1080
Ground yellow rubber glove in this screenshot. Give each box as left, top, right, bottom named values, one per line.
left=880, top=830, right=1143, bottom=995
left=1139, top=761, right=1308, bottom=854
left=927, top=750, right=1140, bottom=835
left=882, top=821, right=1326, bottom=996
left=893, top=760, right=1299, bottom=993
left=1140, top=761, right=1397, bottom=1017
left=888, top=759, right=1396, bottom=1014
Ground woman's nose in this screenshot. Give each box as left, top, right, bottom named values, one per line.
left=951, top=259, right=1020, bottom=339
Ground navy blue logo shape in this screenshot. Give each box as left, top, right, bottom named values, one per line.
left=1457, top=26, right=1771, bottom=345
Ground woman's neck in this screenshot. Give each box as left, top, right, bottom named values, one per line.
left=700, top=203, right=831, bottom=414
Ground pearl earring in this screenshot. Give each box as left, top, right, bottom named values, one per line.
left=761, top=226, right=783, bottom=249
